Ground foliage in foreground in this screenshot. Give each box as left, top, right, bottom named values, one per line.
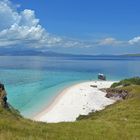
left=0, top=79, right=140, bottom=140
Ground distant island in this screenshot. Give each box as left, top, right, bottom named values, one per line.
left=0, top=49, right=140, bottom=57
left=123, top=53, right=140, bottom=57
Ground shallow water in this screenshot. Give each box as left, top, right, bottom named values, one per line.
left=0, top=56, right=140, bottom=117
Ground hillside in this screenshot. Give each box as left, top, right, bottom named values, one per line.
left=0, top=79, right=140, bottom=140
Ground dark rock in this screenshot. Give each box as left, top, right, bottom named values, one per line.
left=90, top=85, right=97, bottom=88
left=105, top=88, right=128, bottom=100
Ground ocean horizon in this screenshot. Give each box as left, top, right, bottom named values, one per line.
left=0, top=55, right=140, bottom=118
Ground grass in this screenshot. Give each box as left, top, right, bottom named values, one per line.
left=0, top=84, right=140, bottom=139
left=111, top=77, right=140, bottom=88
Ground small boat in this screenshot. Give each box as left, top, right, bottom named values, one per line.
left=98, top=73, right=106, bottom=80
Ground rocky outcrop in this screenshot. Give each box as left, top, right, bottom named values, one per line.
left=0, top=83, right=8, bottom=108
left=105, top=88, right=128, bottom=100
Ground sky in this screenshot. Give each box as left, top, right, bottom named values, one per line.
left=0, top=0, right=140, bottom=54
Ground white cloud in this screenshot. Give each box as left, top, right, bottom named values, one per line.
left=98, top=37, right=122, bottom=46
left=0, top=0, right=139, bottom=50
left=0, top=0, right=20, bottom=30
left=19, top=9, right=39, bottom=27
left=0, top=0, right=62, bottom=48
left=128, top=36, right=140, bottom=45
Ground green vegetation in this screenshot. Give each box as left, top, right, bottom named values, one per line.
left=111, top=77, right=140, bottom=88
left=0, top=78, right=140, bottom=140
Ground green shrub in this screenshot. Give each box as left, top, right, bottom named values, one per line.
left=111, top=77, right=140, bottom=88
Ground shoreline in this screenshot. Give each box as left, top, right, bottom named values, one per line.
left=33, top=80, right=116, bottom=123
left=33, top=81, right=87, bottom=120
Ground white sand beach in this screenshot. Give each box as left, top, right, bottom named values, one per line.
left=34, top=81, right=116, bottom=123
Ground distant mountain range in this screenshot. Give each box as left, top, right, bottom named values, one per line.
left=0, top=49, right=140, bottom=57
left=0, top=49, right=68, bottom=57
left=123, top=54, right=140, bottom=57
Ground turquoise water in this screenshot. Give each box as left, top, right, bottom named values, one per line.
left=0, top=56, right=140, bottom=117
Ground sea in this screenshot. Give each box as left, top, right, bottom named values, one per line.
left=0, top=55, right=140, bottom=118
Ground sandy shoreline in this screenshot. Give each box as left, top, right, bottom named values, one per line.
left=33, top=81, right=116, bottom=123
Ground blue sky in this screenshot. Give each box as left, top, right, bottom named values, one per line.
left=13, top=0, right=140, bottom=39
left=0, top=0, right=140, bottom=54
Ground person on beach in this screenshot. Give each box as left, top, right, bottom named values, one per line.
left=0, top=83, right=8, bottom=108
